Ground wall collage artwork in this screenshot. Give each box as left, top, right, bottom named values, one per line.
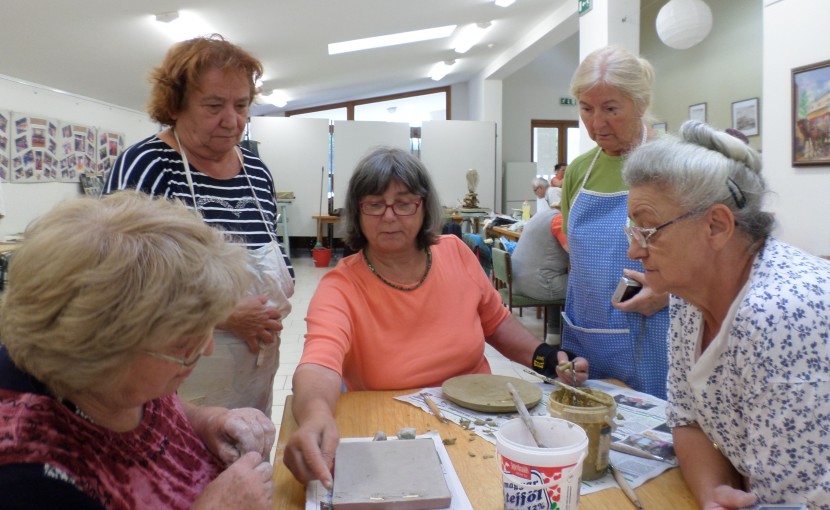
left=0, top=110, right=124, bottom=184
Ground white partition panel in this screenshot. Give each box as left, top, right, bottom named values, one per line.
left=420, top=120, right=497, bottom=211
left=249, top=117, right=330, bottom=238
left=332, top=120, right=410, bottom=211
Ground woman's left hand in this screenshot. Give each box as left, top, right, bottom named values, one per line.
left=195, top=407, right=277, bottom=465
left=612, top=269, right=668, bottom=317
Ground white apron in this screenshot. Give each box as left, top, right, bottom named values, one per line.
left=172, top=131, right=294, bottom=416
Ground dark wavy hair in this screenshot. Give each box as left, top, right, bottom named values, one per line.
left=147, top=34, right=263, bottom=126
left=343, top=147, right=444, bottom=251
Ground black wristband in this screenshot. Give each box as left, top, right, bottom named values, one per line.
left=532, top=343, right=558, bottom=376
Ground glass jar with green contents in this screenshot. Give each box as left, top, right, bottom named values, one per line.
left=547, top=388, right=616, bottom=480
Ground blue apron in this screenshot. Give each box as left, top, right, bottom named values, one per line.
left=561, top=153, right=669, bottom=399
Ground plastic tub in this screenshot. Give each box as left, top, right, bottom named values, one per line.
left=548, top=388, right=616, bottom=481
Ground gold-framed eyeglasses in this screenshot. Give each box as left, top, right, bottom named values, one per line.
left=623, top=211, right=697, bottom=249
left=359, top=199, right=423, bottom=216
left=140, top=335, right=212, bottom=368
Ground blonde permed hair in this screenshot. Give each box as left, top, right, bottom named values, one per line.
left=0, top=192, right=252, bottom=397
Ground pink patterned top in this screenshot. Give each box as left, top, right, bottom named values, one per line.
left=0, top=352, right=223, bottom=509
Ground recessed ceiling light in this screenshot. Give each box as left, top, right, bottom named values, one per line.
left=151, top=10, right=213, bottom=42
left=329, top=25, right=457, bottom=55
left=430, top=59, right=457, bottom=81
left=260, top=90, right=288, bottom=108
left=454, top=21, right=492, bottom=54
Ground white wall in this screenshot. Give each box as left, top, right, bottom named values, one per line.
left=762, top=0, right=830, bottom=256
left=0, top=76, right=152, bottom=237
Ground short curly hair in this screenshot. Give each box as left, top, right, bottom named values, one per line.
left=147, top=34, right=263, bottom=126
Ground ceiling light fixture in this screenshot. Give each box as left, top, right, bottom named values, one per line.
left=453, top=21, right=492, bottom=54
left=430, top=59, right=457, bottom=81
left=494, top=0, right=516, bottom=7
left=655, top=0, right=713, bottom=49
left=328, top=25, right=457, bottom=55
left=260, top=90, right=288, bottom=108
left=151, top=10, right=213, bottom=42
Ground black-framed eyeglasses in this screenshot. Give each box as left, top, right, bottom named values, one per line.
left=140, top=335, right=212, bottom=368
left=359, top=199, right=423, bottom=216
left=623, top=211, right=697, bottom=249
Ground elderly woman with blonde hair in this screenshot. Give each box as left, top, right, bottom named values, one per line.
left=558, top=45, right=669, bottom=398
left=0, top=193, right=276, bottom=509
left=623, top=120, right=830, bottom=509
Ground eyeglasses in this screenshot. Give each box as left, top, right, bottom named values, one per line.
left=623, top=211, right=697, bottom=249
left=359, top=199, right=423, bottom=216
left=140, top=334, right=212, bottom=368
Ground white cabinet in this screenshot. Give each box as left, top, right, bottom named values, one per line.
left=503, top=162, right=537, bottom=216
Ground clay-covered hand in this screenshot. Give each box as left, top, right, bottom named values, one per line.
left=555, top=351, right=589, bottom=386
left=199, top=407, right=276, bottom=466
left=217, top=294, right=283, bottom=353
left=283, top=413, right=340, bottom=488
left=612, top=269, right=669, bottom=317
left=192, top=451, right=273, bottom=510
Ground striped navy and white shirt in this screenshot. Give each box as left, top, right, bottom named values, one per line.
left=104, top=135, right=294, bottom=279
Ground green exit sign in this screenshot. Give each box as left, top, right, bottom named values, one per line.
left=560, top=97, right=576, bottom=105
left=578, top=0, right=592, bottom=16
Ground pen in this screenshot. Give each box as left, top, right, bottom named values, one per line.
left=422, top=394, right=449, bottom=424
left=611, top=463, right=644, bottom=510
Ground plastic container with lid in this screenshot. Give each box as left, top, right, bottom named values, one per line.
left=547, top=387, right=616, bottom=481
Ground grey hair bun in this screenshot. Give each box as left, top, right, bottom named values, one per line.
left=679, top=120, right=761, bottom=174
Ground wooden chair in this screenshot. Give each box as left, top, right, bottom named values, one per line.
left=490, top=247, right=565, bottom=338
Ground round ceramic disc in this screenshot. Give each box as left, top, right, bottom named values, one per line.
left=441, top=374, right=542, bottom=413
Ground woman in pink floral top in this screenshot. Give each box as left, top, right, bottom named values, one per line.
left=0, top=193, right=276, bottom=509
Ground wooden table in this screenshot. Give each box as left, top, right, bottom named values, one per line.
left=312, top=215, right=340, bottom=249
left=487, top=224, right=521, bottom=241
left=272, top=390, right=697, bottom=509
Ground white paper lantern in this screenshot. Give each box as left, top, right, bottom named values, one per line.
left=655, top=0, right=713, bottom=50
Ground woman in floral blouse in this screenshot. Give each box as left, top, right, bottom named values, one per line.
left=621, top=120, right=830, bottom=510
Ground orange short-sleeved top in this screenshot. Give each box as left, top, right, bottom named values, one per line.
left=301, top=235, right=510, bottom=391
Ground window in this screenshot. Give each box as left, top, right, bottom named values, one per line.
left=531, top=120, right=578, bottom=178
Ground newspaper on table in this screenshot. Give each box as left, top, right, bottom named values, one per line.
left=305, top=431, right=473, bottom=510
left=396, top=378, right=677, bottom=496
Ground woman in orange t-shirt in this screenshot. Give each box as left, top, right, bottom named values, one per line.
left=283, top=147, right=589, bottom=488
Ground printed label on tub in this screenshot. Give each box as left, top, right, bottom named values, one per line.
left=501, top=457, right=580, bottom=510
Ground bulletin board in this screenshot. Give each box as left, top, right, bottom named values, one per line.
left=0, top=110, right=9, bottom=181
left=11, top=113, right=58, bottom=183
left=59, top=123, right=95, bottom=182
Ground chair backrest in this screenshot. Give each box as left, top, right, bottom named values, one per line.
left=490, top=247, right=511, bottom=289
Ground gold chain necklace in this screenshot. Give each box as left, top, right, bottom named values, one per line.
left=363, top=247, right=432, bottom=291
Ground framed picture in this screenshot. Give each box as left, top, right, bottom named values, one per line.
left=652, top=122, right=667, bottom=134
left=689, top=103, right=706, bottom=123
left=731, top=98, right=759, bottom=137
left=792, top=59, right=830, bottom=166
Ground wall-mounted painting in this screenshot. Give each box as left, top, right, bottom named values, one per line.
left=689, top=103, right=706, bottom=123
left=792, top=59, right=830, bottom=166
left=731, top=98, right=759, bottom=137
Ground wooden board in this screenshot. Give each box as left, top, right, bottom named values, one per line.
left=441, top=374, right=542, bottom=413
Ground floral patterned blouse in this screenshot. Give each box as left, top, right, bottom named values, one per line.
left=666, top=236, right=830, bottom=509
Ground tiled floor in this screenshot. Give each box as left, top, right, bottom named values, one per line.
left=271, top=251, right=549, bottom=439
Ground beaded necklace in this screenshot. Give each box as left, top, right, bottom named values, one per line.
left=363, top=247, right=432, bottom=291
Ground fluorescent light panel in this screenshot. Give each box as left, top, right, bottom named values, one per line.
left=329, top=25, right=457, bottom=55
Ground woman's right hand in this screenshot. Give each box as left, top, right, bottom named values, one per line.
left=217, top=294, right=283, bottom=353
left=283, top=414, right=340, bottom=488
left=192, top=451, right=273, bottom=510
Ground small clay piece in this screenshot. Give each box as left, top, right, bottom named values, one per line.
left=468, top=452, right=476, bottom=457
left=483, top=454, right=494, bottom=459
left=442, top=438, right=457, bottom=446
left=373, top=431, right=387, bottom=441
left=397, top=427, right=417, bottom=440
